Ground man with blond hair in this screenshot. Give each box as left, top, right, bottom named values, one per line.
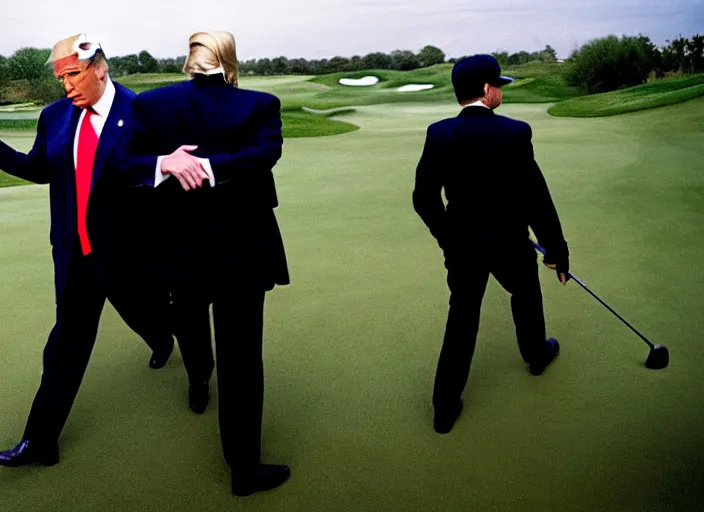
left=115, top=30, right=290, bottom=496
left=0, top=34, right=175, bottom=467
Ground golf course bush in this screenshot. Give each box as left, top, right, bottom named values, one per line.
left=565, top=35, right=661, bottom=93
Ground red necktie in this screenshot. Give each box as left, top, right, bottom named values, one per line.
left=76, top=109, right=98, bottom=255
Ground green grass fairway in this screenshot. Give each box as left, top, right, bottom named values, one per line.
left=549, top=74, right=704, bottom=117
left=0, top=131, right=31, bottom=187
left=0, top=97, right=703, bottom=511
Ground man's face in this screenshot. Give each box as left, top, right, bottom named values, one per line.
left=53, top=54, right=107, bottom=109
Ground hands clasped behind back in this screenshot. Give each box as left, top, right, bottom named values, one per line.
left=160, top=145, right=210, bottom=191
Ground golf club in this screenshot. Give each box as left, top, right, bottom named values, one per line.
left=533, top=242, right=669, bottom=370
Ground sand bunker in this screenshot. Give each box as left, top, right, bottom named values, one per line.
left=397, top=84, right=435, bottom=92
left=339, top=76, right=379, bottom=86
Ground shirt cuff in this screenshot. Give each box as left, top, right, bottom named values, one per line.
left=155, top=155, right=169, bottom=187
left=199, top=158, right=215, bottom=187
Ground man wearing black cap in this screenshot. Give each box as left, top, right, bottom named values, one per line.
left=412, top=54, right=569, bottom=434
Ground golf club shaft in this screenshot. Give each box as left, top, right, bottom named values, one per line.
left=532, top=242, right=655, bottom=349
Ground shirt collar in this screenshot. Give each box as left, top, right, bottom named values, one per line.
left=90, top=77, right=115, bottom=118
left=462, top=99, right=489, bottom=109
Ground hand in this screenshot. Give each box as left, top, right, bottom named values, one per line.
left=160, top=145, right=209, bottom=191
left=544, top=263, right=568, bottom=285
left=541, top=243, right=570, bottom=286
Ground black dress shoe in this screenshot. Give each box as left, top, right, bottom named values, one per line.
left=189, top=380, right=210, bottom=414
left=232, top=464, right=291, bottom=497
left=0, top=440, right=59, bottom=467
left=529, top=338, right=560, bottom=376
left=149, top=338, right=174, bottom=369
left=434, top=400, right=463, bottom=434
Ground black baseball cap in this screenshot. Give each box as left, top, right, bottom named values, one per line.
left=451, top=54, right=514, bottom=100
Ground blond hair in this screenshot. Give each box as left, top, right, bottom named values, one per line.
left=182, top=31, right=238, bottom=87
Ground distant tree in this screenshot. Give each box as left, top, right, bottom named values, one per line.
left=325, top=56, right=351, bottom=73
left=447, top=55, right=471, bottom=64
left=308, top=59, right=328, bottom=74
left=107, top=56, right=124, bottom=76
left=507, top=51, right=532, bottom=66
left=30, top=76, right=65, bottom=104
left=8, top=48, right=52, bottom=81
left=687, top=34, right=704, bottom=72
left=110, top=54, right=141, bottom=75
left=390, top=50, right=420, bottom=70
left=539, top=45, right=558, bottom=62
left=418, top=45, right=445, bottom=67
left=287, top=58, right=311, bottom=74
left=661, top=37, right=687, bottom=72
left=491, top=52, right=509, bottom=66
left=663, top=34, right=704, bottom=73
left=0, top=55, right=9, bottom=86
left=362, top=52, right=392, bottom=69
left=158, top=57, right=182, bottom=73
left=257, top=58, right=273, bottom=75
left=566, top=34, right=660, bottom=93
left=238, top=58, right=254, bottom=75
left=348, top=55, right=364, bottom=71
left=0, top=56, right=9, bottom=102
left=271, top=56, right=289, bottom=75
left=138, top=50, right=159, bottom=73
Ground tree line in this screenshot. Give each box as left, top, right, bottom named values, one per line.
left=0, top=35, right=702, bottom=104
left=0, top=44, right=558, bottom=104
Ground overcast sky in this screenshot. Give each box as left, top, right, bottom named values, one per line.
left=2, top=0, right=702, bottom=60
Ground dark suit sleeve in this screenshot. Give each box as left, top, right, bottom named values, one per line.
left=412, top=125, right=448, bottom=249
left=0, top=111, right=50, bottom=184
left=522, top=125, right=567, bottom=254
left=111, top=101, right=159, bottom=188
left=207, top=95, right=283, bottom=186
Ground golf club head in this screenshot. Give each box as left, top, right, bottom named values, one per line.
left=645, top=345, right=669, bottom=370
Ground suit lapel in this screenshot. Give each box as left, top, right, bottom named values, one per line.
left=91, top=84, right=130, bottom=191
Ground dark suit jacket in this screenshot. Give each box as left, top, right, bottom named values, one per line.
left=0, top=82, right=139, bottom=299
left=412, top=106, right=567, bottom=257
left=113, top=74, right=289, bottom=295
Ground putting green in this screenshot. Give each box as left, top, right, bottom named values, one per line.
left=0, top=99, right=703, bottom=511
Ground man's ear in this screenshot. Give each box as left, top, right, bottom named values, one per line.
left=95, top=61, right=108, bottom=80
left=484, top=83, right=490, bottom=96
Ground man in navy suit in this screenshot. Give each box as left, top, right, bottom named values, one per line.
left=0, top=34, right=174, bottom=467
left=413, top=55, right=570, bottom=434
left=115, top=31, right=290, bottom=496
